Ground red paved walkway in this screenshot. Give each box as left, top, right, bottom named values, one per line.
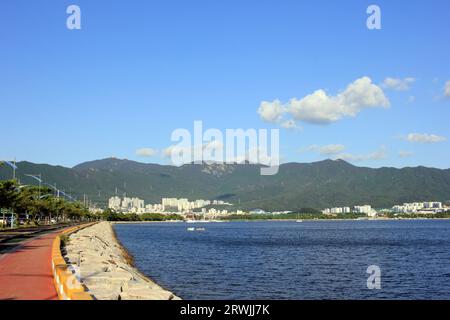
left=0, top=231, right=59, bottom=300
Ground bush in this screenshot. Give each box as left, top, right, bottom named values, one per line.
left=140, top=213, right=183, bottom=221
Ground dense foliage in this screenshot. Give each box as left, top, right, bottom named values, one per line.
left=0, top=180, right=96, bottom=226
left=101, top=209, right=183, bottom=221
left=384, top=211, right=450, bottom=219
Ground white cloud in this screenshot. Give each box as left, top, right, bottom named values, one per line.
left=163, top=146, right=175, bottom=158
left=445, top=80, right=450, bottom=97
left=135, top=148, right=158, bottom=157
left=258, top=76, right=389, bottom=126
left=333, top=146, right=387, bottom=162
left=257, top=99, right=285, bottom=123
left=398, top=150, right=414, bottom=158
left=304, top=144, right=387, bottom=162
left=163, top=141, right=225, bottom=162
left=382, top=77, right=415, bottom=91
left=280, top=119, right=300, bottom=130
left=307, top=144, right=346, bottom=155
left=406, top=133, right=447, bottom=144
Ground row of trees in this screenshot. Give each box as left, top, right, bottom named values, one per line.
left=101, top=209, right=183, bottom=222
left=0, top=180, right=97, bottom=226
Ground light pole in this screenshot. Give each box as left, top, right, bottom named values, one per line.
left=42, top=182, right=74, bottom=202
left=24, top=173, right=42, bottom=201
left=43, top=182, right=59, bottom=198
left=1, top=160, right=18, bottom=180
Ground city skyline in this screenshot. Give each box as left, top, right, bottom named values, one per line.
left=107, top=195, right=235, bottom=217
left=107, top=194, right=450, bottom=218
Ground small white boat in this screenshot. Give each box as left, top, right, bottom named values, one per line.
left=187, top=227, right=206, bottom=231
left=296, top=220, right=303, bottom=223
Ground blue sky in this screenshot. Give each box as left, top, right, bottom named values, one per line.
left=1, top=0, right=449, bottom=168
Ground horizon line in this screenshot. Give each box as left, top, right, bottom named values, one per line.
left=5, top=157, right=449, bottom=171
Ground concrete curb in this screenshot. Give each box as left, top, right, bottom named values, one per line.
left=51, top=222, right=97, bottom=300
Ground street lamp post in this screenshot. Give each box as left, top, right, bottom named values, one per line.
left=10, top=209, right=14, bottom=229
left=1, top=209, right=6, bottom=229
left=1, top=160, right=18, bottom=180
left=24, top=173, right=42, bottom=201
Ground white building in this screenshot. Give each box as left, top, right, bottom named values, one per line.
left=392, top=201, right=443, bottom=214
left=108, top=196, right=121, bottom=211
left=108, top=196, right=146, bottom=213
left=145, top=203, right=164, bottom=212
left=323, top=207, right=351, bottom=214
left=109, top=196, right=234, bottom=216
left=354, top=205, right=371, bottom=214
left=162, top=198, right=178, bottom=210
left=353, top=205, right=377, bottom=217
left=161, top=197, right=216, bottom=213
left=330, top=207, right=343, bottom=214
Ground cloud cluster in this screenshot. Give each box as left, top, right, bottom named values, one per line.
left=398, top=150, right=414, bottom=158
left=163, top=140, right=223, bottom=159
left=258, top=100, right=284, bottom=123
left=382, top=77, right=415, bottom=91
left=332, top=146, right=387, bottom=162
left=258, top=77, right=389, bottom=126
left=306, top=144, right=346, bottom=155
left=305, top=144, right=387, bottom=162
left=135, top=148, right=158, bottom=157
left=406, top=133, right=447, bottom=144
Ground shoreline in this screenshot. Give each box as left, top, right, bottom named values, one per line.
left=109, top=223, right=179, bottom=296
left=110, top=223, right=136, bottom=266
left=64, top=221, right=180, bottom=300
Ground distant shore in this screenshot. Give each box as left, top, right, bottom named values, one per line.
left=112, top=217, right=450, bottom=224
left=112, top=220, right=184, bottom=224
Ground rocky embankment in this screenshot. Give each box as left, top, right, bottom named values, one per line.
left=64, top=222, right=180, bottom=300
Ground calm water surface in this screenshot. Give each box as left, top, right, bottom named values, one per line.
left=114, top=220, right=450, bottom=299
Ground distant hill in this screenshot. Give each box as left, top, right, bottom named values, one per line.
left=1, top=158, right=450, bottom=210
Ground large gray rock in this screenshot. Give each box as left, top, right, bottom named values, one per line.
left=64, top=222, right=180, bottom=300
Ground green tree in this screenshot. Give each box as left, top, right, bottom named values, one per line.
left=0, top=180, right=18, bottom=209
left=0, top=180, right=94, bottom=225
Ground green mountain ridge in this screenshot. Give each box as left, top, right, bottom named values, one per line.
left=1, top=158, right=450, bottom=211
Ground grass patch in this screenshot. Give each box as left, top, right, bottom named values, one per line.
left=60, top=234, right=70, bottom=247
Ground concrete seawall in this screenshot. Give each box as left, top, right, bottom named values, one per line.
left=64, top=221, right=180, bottom=300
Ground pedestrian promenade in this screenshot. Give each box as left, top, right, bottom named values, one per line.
left=0, top=231, right=59, bottom=300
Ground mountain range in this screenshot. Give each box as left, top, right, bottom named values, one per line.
left=1, top=158, right=450, bottom=211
